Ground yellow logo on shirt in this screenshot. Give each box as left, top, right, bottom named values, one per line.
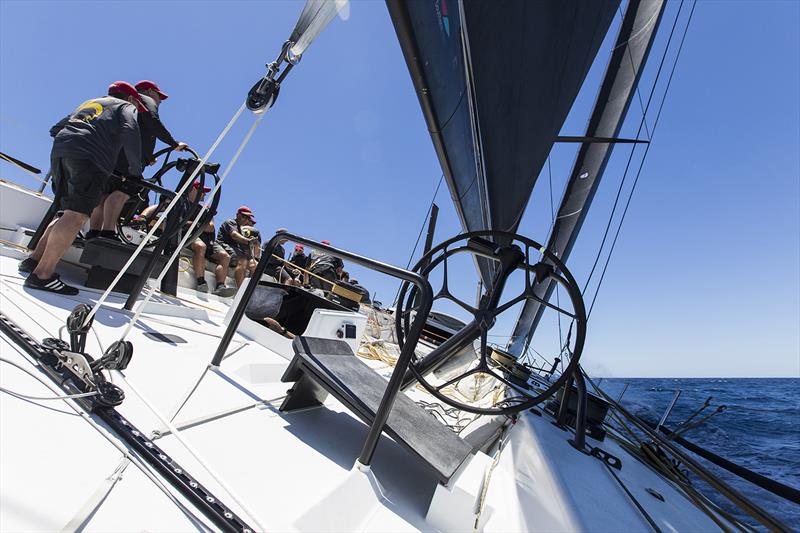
left=73, top=100, right=104, bottom=123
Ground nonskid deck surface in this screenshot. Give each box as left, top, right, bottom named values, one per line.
left=0, top=253, right=437, bottom=531
left=0, top=251, right=730, bottom=532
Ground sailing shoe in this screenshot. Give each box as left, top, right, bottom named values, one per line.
left=196, top=279, right=209, bottom=293
left=213, top=283, right=237, bottom=298
left=24, top=273, right=79, bottom=295
left=18, top=257, right=39, bottom=274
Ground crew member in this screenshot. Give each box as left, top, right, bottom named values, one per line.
left=308, top=253, right=344, bottom=291
left=20, top=82, right=144, bottom=294
left=264, top=229, right=301, bottom=286
left=87, top=80, right=187, bottom=240
left=216, top=206, right=259, bottom=288
left=184, top=182, right=235, bottom=297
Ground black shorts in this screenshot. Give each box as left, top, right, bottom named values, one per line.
left=198, top=232, right=226, bottom=260
left=104, top=174, right=143, bottom=196
left=52, top=157, right=109, bottom=216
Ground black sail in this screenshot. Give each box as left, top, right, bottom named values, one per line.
left=507, top=0, right=666, bottom=356
left=387, top=0, right=619, bottom=282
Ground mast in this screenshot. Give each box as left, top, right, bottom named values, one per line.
left=507, top=0, right=666, bottom=357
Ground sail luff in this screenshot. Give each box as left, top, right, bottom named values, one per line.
left=507, top=0, right=667, bottom=357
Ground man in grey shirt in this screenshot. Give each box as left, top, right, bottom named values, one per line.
left=20, top=81, right=144, bottom=295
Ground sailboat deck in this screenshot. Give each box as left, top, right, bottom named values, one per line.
left=0, top=250, right=730, bottom=532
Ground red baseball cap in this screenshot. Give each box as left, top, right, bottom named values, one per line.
left=192, top=181, right=211, bottom=193
left=294, top=244, right=304, bottom=251
left=237, top=206, right=256, bottom=223
left=108, top=81, right=146, bottom=112
left=320, top=240, right=331, bottom=245
left=135, top=80, right=169, bottom=101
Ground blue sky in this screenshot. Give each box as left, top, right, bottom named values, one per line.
left=1, top=0, right=797, bottom=377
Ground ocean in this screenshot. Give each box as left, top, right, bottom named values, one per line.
left=598, top=378, right=799, bottom=530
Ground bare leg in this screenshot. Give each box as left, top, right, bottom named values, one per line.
left=213, top=251, right=230, bottom=285
left=190, top=240, right=206, bottom=277
left=89, top=194, right=108, bottom=231
left=32, top=210, right=88, bottom=279
left=233, top=262, right=246, bottom=287
left=102, top=190, right=130, bottom=232
left=29, top=218, right=59, bottom=261
left=262, top=317, right=294, bottom=339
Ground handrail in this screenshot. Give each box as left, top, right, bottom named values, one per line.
left=212, top=230, right=434, bottom=468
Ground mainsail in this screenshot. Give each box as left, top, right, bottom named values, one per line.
left=507, top=0, right=666, bottom=356
left=387, top=0, right=619, bottom=281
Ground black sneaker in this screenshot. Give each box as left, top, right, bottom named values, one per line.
left=196, top=279, right=209, bottom=293
left=24, top=273, right=79, bottom=295
left=18, top=257, right=38, bottom=274
left=85, top=229, right=101, bottom=240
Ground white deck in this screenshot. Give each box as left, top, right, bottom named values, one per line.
left=0, top=248, right=728, bottom=532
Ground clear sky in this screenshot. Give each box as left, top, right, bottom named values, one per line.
left=0, top=0, right=797, bottom=377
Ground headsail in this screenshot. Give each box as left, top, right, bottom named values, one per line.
left=507, top=0, right=666, bottom=356
left=387, top=0, right=619, bottom=280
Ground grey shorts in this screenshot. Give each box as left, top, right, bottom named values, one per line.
left=198, top=232, right=226, bottom=260
left=52, top=157, right=109, bottom=216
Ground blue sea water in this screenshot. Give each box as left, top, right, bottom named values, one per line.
left=598, top=378, right=800, bottom=530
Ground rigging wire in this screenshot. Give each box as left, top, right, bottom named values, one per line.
left=581, top=0, right=686, bottom=297
left=392, top=173, right=444, bottom=307
left=120, top=112, right=265, bottom=342
left=82, top=102, right=248, bottom=328
left=587, top=0, right=697, bottom=319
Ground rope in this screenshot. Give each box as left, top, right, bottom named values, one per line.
left=119, top=110, right=263, bottom=342
left=83, top=102, right=248, bottom=328
left=0, top=356, right=99, bottom=401
left=587, top=0, right=697, bottom=319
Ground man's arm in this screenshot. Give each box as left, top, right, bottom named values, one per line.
left=148, top=106, right=182, bottom=149
left=49, top=115, right=71, bottom=137
left=119, top=105, right=144, bottom=178
left=229, top=229, right=252, bottom=245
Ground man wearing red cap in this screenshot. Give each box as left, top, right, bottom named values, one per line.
left=216, top=206, right=259, bottom=287
left=87, top=79, right=188, bottom=240
left=19, top=82, right=144, bottom=294
left=185, top=182, right=236, bottom=297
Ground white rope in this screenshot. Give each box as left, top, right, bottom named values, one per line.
left=112, top=369, right=268, bottom=531
left=82, top=102, right=247, bottom=327
left=1, top=342, right=211, bottom=528
left=119, top=112, right=265, bottom=342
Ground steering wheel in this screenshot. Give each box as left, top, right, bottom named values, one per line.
left=394, top=230, right=587, bottom=416
left=116, top=146, right=221, bottom=248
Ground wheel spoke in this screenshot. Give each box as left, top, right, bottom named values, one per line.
left=530, top=293, right=576, bottom=319
left=493, top=292, right=528, bottom=316
left=436, top=367, right=483, bottom=392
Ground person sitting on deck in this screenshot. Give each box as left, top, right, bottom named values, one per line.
left=183, top=182, right=235, bottom=297
left=308, top=253, right=344, bottom=292
left=216, top=206, right=259, bottom=288
left=263, top=229, right=301, bottom=287
left=244, top=285, right=294, bottom=339
left=289, top=244, right=309, bottom=285
left=20, top=82, right=145, bottom=295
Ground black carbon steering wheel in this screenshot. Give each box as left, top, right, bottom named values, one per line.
left=117, top=146, right=221, bottom=248
left=394, top=230, right=587, bottom=416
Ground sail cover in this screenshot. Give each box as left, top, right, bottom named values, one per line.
left=387, top=0, right=620, bottom=246
left=507, top=0, right=666, bottom=356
